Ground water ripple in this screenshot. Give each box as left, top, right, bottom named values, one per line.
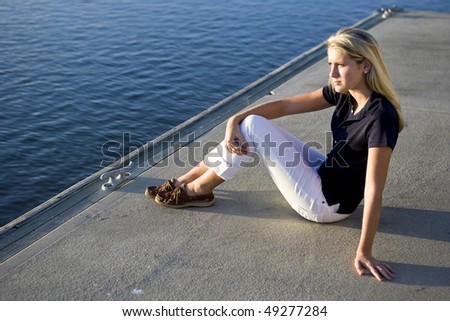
left=0, top=0, right=449, bottom=225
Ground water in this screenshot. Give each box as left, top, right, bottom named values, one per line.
left=1, top=0, right=449, bottom=226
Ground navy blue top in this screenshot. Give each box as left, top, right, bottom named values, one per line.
left=318, top=85, right=400, bottom=214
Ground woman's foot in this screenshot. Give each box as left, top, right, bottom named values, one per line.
left=155, top=184, right=215, bottom=208
left=145, top=178, right=178, bottom=199
left=146, top=161, right=211, bottom=199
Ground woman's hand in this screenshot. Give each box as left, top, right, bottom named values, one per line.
left=354, top=252, right=395, bottom=282
left=224, top=116, right=248, bottom=155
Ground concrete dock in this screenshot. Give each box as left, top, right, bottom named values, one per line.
left=0, top=9, right=449, bottom=301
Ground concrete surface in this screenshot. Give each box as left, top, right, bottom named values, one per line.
left=0, top=10, right=449, bottom=301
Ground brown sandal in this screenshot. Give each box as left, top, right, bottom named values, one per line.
left=144, top=178, right=176, bottom=199
left=155, top=184, right=215, bottom=208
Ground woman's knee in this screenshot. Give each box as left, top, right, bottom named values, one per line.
left=240, top=115, right=269, bottom=133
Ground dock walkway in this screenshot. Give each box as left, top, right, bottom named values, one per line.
left=0, top=9, right=449, bottom=300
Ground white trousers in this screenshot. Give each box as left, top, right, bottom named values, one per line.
left=204, top=115, right=349, bottom=223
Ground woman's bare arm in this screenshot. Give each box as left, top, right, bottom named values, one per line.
left=229, top=88, right=332, bottom=124
left=355, top=146, right=395, bottom=281
left=225, top=88, right=332, bottom=154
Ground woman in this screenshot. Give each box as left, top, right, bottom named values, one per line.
left=145, top=27, right=404, bottom=282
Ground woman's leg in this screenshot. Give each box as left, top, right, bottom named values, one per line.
left=146, top=160, right=211, bottom=198
left=184, top=168, right=225, bottom=196
left=175, top=160, right=210, bottom=186
left=154, top=162, right=223, bottom=208
left=204, top=115, right=347, bottom=223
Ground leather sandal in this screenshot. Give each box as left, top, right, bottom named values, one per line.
left=155, top=184, right=215, bottom=208
left=145, top=178, right=176, bottom=199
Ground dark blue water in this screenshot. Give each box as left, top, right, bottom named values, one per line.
left=1, top=0, right=449, bottom=226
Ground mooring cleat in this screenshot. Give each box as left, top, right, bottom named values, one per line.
left=100, top=161, right=133, bottom=191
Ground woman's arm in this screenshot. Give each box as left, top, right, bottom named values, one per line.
left=354, top=146, right=395, bottom=281
left=229, top=88, right=332, bottom=125
left=225, top=88, right=332, bottom=154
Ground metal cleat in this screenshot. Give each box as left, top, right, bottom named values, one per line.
left=100, top=161, right=133, bottom=191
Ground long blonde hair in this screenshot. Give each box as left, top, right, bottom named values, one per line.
left=326, top=27, right=404, bottom=131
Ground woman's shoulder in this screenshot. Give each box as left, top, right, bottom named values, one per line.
left=368, top=92, right=399, bottom=120
left=366, top=93, right=400, bottom=136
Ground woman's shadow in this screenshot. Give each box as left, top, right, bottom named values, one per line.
left=130, top=178, right=450, bottom=288
left=209, top=191, right=450, bottom=288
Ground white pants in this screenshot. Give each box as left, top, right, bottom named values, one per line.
left=204, top=115, right=349, bottom=223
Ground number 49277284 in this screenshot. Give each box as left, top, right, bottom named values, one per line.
left=263, top=305, right=327, bottom=317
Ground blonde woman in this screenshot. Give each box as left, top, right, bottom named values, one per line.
left=146, top=27, right=404, bottom=282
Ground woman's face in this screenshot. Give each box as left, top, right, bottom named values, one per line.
left=327, top=46, right=367, bottom=93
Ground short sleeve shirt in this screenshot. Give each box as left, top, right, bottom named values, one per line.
left=318, top=85, right=400, bottom=213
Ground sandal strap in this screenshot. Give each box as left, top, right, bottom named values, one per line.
left=166, top=185, right=185, bottom=204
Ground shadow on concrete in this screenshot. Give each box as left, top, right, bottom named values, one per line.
left=335, top=206, right=450, bottom=243
left=132, top=176, right=450, bottom=240
left=386, top=262, right=450, bottom=287
left=127, top=175, right=450, bottom=289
